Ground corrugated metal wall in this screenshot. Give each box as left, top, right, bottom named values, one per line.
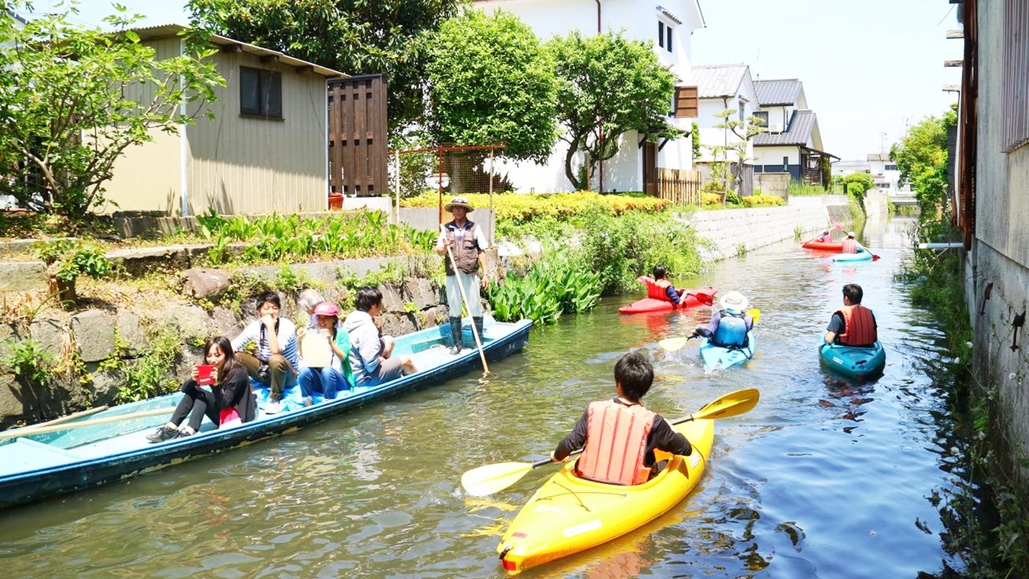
left=187, top=52, right=329, bottom=215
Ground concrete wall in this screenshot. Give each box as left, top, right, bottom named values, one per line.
left=968, top=0, right=1029, bottom=483
left=685, top=195, right=849, bottom=261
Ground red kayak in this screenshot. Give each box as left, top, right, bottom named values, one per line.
left=619, top=286, right=717, bottom=314
left=802, top=240, right=844, bottom=251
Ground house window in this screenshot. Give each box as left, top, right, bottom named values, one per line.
left=885, top=163, right=897, bottom=170
left=658, top=20, right=673, bottom=53
left=738, top=100, right=745, bottom=123
left=753, top=111, right=768, bottom=127
left=1004, top=0, right=1029, bottom=151
left=240, top=66, right=282, bottom=120
left=782, top=156, right=789, bottom=172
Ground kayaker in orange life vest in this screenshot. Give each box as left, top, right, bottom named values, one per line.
left=815, top=230, right=832, bottom=242
left=824, top=283, right=878, bottom=347
left=645, top=264, right=685, bottom=304
left=841, top=231, right=865, bottom=254
left=550, top=352, right=692, bottom=485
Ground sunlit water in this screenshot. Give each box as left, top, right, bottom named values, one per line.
left=0, top=217, right=966, bottom=578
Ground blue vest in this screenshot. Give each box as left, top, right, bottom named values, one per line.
left=714, top=313, right=748, bottom=347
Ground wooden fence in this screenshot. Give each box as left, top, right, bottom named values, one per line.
left=328, top=74, right=388, bottom=197
left=656, top=168, right=702, bottom=205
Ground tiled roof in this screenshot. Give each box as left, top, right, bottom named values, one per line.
left=754, top=109, right=817, bottom=146
left=754, top=79, right=803, bottom=106
left=692, top=64, right=749, bottom=98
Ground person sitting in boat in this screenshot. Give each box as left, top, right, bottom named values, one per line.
left=841, top=231, right=865, bottom=254
left=146, top=336, right=257, bottom=442
left=297, top=301, right=355, bottom=406
left=815, top=230, right=832, bottom=243
left=692, top=291, right=754, bottom=348
left=645, top=265, right=685, bottom=305
left=231, top=291, right=299, bottom=415
left=297, top=288, right=325, bottom=327
left=824, top=283, right=878, bottom=347
left=342, top=287, right=417, bottom=387
left=549, top=352, right=692, bottom=485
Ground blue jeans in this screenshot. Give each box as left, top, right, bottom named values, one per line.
left=299, top=366, right=344, bottom=401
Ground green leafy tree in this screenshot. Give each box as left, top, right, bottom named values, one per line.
left=425, top=10, right=557, bottom=163
left=547, top=30, right=682, bottom=191
left=0, top=2, right=224, bottom=216
left=890, top=104, right=957, bottom=217
left=188, top=0, right=463, bottom=132
left=841, top=171, right=875, bottom=212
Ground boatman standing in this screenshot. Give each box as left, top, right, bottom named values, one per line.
left=435, top=196, right=490, bottom=355
left=824, top=283, right=878, bottom=347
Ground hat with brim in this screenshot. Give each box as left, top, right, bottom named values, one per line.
left=444, top=196, right=474, bottom=212
left=847, top=231, right=856, bottom=238
left=720, top=291, right=749, bottom=312
left=312, top=301, right=339, bottom=317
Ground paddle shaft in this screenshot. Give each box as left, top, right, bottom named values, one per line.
left=16, top=405, right=109, bottom=432
left=442, top=226, right=489, bottom=375
left=0, top=407, right=173, bottom=440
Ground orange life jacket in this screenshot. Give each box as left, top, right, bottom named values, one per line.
left=838, top=304, right=877, bottom=346
left=841, top=238, right=858, bottom=253
left=577, top=400, right=656, bottom=486
left=646, top=278, right=674, bottom=302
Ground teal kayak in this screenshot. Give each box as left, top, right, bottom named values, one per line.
left=819, top=341, right=886, bottom=380
left=699, top=332, right=755, bottom=371
left=832, top=249, right=873, bottom=262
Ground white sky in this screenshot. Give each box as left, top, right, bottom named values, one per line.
left=48, top=0, right=962, bottom=162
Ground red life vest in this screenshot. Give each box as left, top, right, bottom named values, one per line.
left=838, top=305, right=877, bottom=346
left=577, top=400, right=656, bottom=486
left=841, top=238, right=858, bottom=253
left=646, top=278, right=674, bottom=302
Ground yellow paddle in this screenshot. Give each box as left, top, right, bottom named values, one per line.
left=659, top=309, right=761, bottom=352
left=460, top=388, right=760, bottom=497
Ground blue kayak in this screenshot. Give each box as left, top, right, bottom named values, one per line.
left=699, top=332, right=755, bottom=371
left=819, top=341, right=886, bottom=380
left=831, top=249, right=873, bottom=262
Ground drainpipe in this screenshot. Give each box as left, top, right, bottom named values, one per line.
left=596, top=0, right=603, bottom=193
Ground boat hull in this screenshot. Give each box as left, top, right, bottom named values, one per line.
left=831, top=249, right=873, bottom=262
left=496, top=418, right=715, bottom=574
left=802, top=240, right=844, bottom=251
left=618, top=287, right=717, bottom=314
left=0, top=318, right=533, bottom=510
left=698, top=332, right=755, bottom=370
left=820, top=341, right=886, bottom=380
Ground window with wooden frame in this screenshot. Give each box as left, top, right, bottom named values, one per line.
left=240, top=66, right=283, bottom=120
left=1003, top=0, right=1029, bottom=152
left=673, top=85, right=698, bottom=118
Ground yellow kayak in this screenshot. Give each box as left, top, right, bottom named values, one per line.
left=496, top=418, right=716, bottom=574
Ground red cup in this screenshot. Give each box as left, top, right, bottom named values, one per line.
left=196, top=365, right=215, bottom=386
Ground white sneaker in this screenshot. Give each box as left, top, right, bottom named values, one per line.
left=264, top=401, right=282, bottom=415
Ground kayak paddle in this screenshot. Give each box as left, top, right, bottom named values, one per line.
left=659, top=308, right=761, bottom=352
left=460, top=388, right=760, bottom=497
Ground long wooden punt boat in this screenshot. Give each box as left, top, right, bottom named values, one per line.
left=0, top=317, right=532, bottom=510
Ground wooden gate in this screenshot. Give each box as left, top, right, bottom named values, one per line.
left=328, top=74, right=388, bottom=197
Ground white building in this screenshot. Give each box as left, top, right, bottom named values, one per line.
left=473, top=0, right=705, bottom=193
left=833, top=153, right=911, bottom=198
left=690, top=63, right=759, bottom=194
left=750, top=79, right=836, bottom=188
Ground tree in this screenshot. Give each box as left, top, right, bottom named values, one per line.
left=547, top=30, right=681, bottom=191
left=0, top=3, right=224, bottom=216
left=425, top=10, right=557, bottom=163
left=703, top=108, right=765, bottom=202
left=841, top=172, right=875, bottom=212
left=890, top=104, right=957, bottom=217
left=188, top=0, right=463, bottom=132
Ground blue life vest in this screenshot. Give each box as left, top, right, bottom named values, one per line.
left=713, top=312, right=748, bottom=347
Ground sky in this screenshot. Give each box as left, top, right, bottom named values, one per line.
left=48, top=0, right=961, bottom=162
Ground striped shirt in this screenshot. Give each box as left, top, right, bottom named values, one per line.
left=231, top=317, right=299, bottom=367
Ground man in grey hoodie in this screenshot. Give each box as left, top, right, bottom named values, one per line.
left=342, top=287, right=416, bottom=387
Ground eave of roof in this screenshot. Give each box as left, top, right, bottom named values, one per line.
left=130, top=24, right=346, bottom=78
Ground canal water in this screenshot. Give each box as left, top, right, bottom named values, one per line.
left=0, top=217, right=967, bottom=578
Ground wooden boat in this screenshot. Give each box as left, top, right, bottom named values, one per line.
left=618, top=286, right=717, bottom=314
left=801, top=240, right=844, bottom=251
left=0, top=317, right=532, bottom=510
left=831, top=248, right=873, bottom=262
left=819, top=341, right=886, bottom=380
left=496, top=418, right=715, bottom=574
left=698, top=331, right=756, bottom=371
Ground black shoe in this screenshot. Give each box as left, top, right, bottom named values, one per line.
left=449, top=343, right=461, bottom=355
left=146, top=425, right=180, bottom=443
